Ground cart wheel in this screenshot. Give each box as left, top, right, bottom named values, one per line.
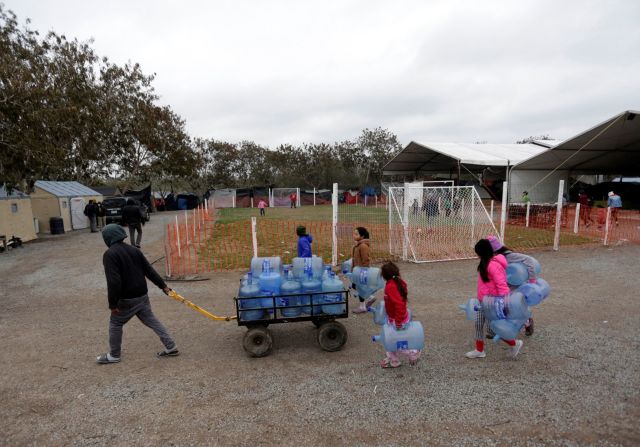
left=317, top=321, right=347, bottom=352
left=243, top=327, right=273, bottom=357
left=311, top=320, right=322, bottom=328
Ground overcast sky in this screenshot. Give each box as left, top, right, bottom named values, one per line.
left=6, top=0, right=640, bottom=147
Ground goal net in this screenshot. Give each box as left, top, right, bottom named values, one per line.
left=389, top=185, right=499, bottom=262
left=270, top=188, right=301, bottom=207
left=212, top=189, right=236, bottom=208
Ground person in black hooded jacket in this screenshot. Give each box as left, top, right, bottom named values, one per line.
left=96, top=224, right=178, bottom=364
left=121, top=199, right=145, bottom=248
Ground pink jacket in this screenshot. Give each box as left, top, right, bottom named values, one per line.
left=477, top=254, right=510, bottom=302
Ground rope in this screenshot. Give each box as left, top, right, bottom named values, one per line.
left=168, top=290, right=236, bottom=322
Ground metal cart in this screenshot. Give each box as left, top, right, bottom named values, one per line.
left=234, top=290, right=349, bottom=357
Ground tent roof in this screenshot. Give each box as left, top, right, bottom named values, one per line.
left=514, top=110, right=640, bottom=174
left=0, top=184, right=29, bottom=200
left=382, top=142, right=548, bottom=175
left=34, top=181, right=101, bottom=198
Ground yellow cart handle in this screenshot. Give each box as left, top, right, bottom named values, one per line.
left=168, top=290, right=236, bottom=322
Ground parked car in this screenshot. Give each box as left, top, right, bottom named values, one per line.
left=103, top=197, right=150, bottom=224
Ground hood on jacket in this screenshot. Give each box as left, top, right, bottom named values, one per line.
left=356, top=238, right=370, bottom=246
left=300, top=234, right=313, bottom=243
left=491, top=254, right=508, bottom=269
left=102, top=223, right=127, bottom=247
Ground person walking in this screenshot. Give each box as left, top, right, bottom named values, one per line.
left=96, top=224, right=178, bottom=364
left=121, top=199, right=145, bottom=248
left=607, top=191, right=622, bottom=226
left=578, top=190, right=593, bottom=227
left=257, top=199, right=267, bottom=216
left=84, top=200, right=98, bottom=233
left=96, top=201, right=106, bottom=229
left=289, top=191, right=297, bottom=208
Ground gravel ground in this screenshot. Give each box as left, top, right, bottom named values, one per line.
left=1, top=211, right=639, bottom=446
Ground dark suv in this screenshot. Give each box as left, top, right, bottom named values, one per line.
left=103, top=197, right=150, bottom=224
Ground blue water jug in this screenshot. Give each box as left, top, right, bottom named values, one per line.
left=505, top=291, right=530, bottom=320
left=250, top=256, right=282, bottom=276
left=458, top=298, right=481, bottom=321
left=536, top=277, right=550, bottom=299
left=369, top=299, right=387, bottom=325
left=301, top=269, right=322, bottom=314
left=506, top=262, right=528, bottom=286
left=490, top=319, right=527, bottom=341
left=530, top=256, right=542, bottom=275
left=517, top=282, right=543, bottom=306
left=482, top=294, right=530, bottom=321
left=238, top=272, right=264, bottom=321
left=292, top=255, right=323, bottom=280
left=341, top=258, right=353, bottom=280
left=352, top=266, right=385, bottom=299
left=258, top=260, right=281, bottom=310
left=322, top=264, right=333, bottom=281
left=321, top=272, right=345, bottom=315
left=372, top=321, right=425, bottom=352
left=278, top=266, right=302, bottom=317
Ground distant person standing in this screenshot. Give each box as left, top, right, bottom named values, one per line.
left=578, top=190, right=593, bottom=227
left=607, top=191, right=622, bottom=226
left=289, top=191, right=297, bottom=208
left=258, top=199, right=267, bottom=216
left=121, top=199, right=145, bottom=248
left=521, top=191, right=531, bottom=204
left=97, top=201, right=106, bottom=229
left=96, top=224, right=178, bottom=364
left=84, top=200, right=98, bottom=233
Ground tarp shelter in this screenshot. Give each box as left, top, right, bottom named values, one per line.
left=92, top=186, right=121, bottom=197
left=0, top=185, right=37, bottom=242
left=30, top=181, right=102, bottom=233
left=514, top=110, right=640, bottom=174
left=124, top=185, right=153, bottom=211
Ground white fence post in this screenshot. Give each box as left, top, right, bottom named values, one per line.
left=471, top=189, right=475, bottom=243
left=490, top=200, right=494, bottom=221
left=184, top=210, right=189, bottom=245
left=603, top=207, right=611, bottom=246
left=232, top=190, right=236, bottom=208
left=553, top=180, right=564, bottom=251
left=251, top=216, right=258, bottom=257
left=525, top=201, right=531, bottom=228
left=313, top=187, right=316, bottom=206
left=332, top=183, right=338, bottom=266
left=574, top=203, right=580, bottom=233
left=297, top=187, right=300, bottom=208
left=500, top=181, right=508, bottom=242
left=402, top=184, right=410, bottom=261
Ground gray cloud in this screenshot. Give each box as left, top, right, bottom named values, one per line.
left=6, top=0, right=640, bottom=147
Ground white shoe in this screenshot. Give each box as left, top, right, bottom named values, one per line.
left=365, top=296, right=376, bottom=308
left=465, top=350, right=486, bottom=359
left=352, top=302, right=368, bottom=314
left=510, top=340, right=523, bottom=358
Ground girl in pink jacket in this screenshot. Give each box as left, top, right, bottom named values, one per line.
left=466, top=239, right=523, bottom=359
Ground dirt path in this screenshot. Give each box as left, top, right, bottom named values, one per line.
left=0, top=212, right=638, bottom=446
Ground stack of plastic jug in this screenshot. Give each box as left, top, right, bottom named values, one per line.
left=238, top=272, right=264, bottom=321
left=278, top=265, right=302, bottom=317
left=483, top=293, right=531, bottom=341
left=301, top=265, right=322, bottom=314
left=505, top=257, right=551, bottom=306
left=292, top=256, right=323, bottom=280
left=258, top=259, right=281, bottom=312
left=321, top=271, right=345, bottom=314
left=372, top=321, right=425, bottom=352
left=250, top=256, right=283, bottom=277
left=351, top=266, right=385, bottom=299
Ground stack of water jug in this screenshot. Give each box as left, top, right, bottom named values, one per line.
left=340, top=259, right=425, bottom=354
left=237, top=255, right=346, bottom=321
left=459, top=256, right=551, bottom=340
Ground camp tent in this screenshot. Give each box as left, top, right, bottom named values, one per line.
left=30, top=181, right=102, bottom=233
left=0, top=185, right=37, bottom=242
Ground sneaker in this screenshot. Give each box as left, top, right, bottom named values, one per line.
left=465, top=350, right=486, bottom=359
left=96, top=353, right=120, bottom=364
left=352, top=303, right=368, bottom=314
left=364, top=296, right=377, bottom=308
left=525, top=318, right=534, bottom=336
left=510, top=340, right=523, bottom=358
left=157, top=348, right=180, bottom=357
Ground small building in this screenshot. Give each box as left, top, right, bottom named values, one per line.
left=30, top=181, right=102, bottom=234
left=0, top=185, right=37, bottom=242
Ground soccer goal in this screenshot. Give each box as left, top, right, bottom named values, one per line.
left=388, top=185, right=498, bottom=262
left=270, top=187, right=301, bottom=207
left=212, top=189, right=236, bottom=208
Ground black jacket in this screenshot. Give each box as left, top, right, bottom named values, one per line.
left=103, top=242, right=167, bottom=309
left=84, top=203, right=98, bottom=217
left=121, top=204, right=144, bottom=225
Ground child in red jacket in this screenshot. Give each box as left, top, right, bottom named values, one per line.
left=379, top=262, right=420, bottom=368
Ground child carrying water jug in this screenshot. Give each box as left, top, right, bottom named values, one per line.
left=378, top=262, right=420, bottom=368
left=351, top=227, right=373, bottom=313
left=296, top=225, right=313, bottom=257
left=487, top=235, right=536, bottom=336
left=466, top=239, right=523, bottom=360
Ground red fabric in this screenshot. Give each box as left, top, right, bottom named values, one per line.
left=504, top=339, right=516, bottom=346
left=384, top=279, right=409, bottom=328
left=475, top=340, right=484, bottom=352
left=476, top=254, right=510, bottom=301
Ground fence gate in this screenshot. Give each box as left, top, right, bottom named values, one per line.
left=389, top=185, right=498, bottom=262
